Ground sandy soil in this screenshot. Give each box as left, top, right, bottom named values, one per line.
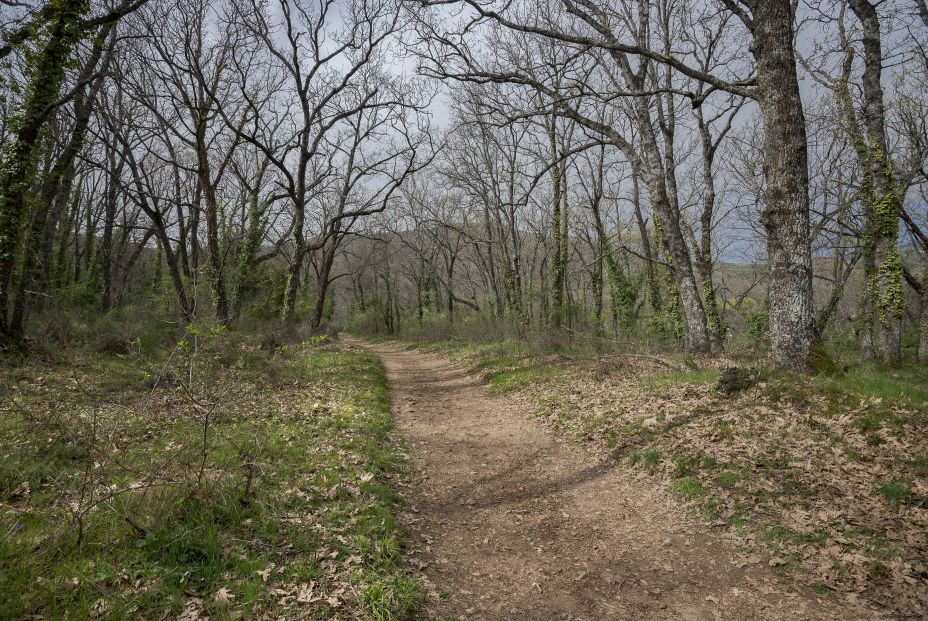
left=356, top=339, right=886, bottom=621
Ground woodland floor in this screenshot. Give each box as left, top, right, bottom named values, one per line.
left=1, top=332, right=419, bottom=620
left=354, top=338, right=889, bottom=621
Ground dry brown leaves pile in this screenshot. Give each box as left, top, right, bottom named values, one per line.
left=506, top=357, right=928, bottom=617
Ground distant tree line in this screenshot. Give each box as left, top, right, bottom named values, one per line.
left=1, top=0, right=926, bottom=370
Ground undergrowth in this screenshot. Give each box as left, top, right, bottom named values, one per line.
left=1, top=323, right=418, bottom=620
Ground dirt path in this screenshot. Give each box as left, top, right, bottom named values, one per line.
left=357, top=340, right=883, bottom=621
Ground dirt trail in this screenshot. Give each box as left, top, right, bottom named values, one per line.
left=356, top=339, right=883, bottom=621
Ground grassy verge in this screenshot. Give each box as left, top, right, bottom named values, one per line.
left=1, top=328, right=417, bottom=620
left=400, top=339, right=580, bottom=394
left=392, top=336, right=928, bottom=616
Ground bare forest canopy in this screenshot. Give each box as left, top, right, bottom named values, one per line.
left=1, top=0, right=928, bottom=370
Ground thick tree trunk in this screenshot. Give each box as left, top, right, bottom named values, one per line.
left=749, top=1, right=817, bottom=370
left=0, top=0, right=86, bottom=343
left=849, top=0, right=903, bottom=365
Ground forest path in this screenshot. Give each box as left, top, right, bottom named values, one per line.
left=351, top=338, right=880, bottom=621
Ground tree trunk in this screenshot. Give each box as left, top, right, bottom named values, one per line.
left=54, top=191, right=79, bottom=290
left=624, top=91, right=709, bottom=353
left=232, top=187, right=266, bottom=316
left=99, top=155, right=121, bottom=313
left=153, top=213, right=194, bottom=321
left=834, top=36, right=878, bottom=360
left=635, top=156, right=710, bottom=353
left=189, top=183, right=201, bottom=274
left=118, top=139, right=194, bottom=322
left=749, top=0, right=817, bottom=370
left=849, top=0, right=903, bottom=365
left=920, top=268, right=928, bottom=364
left=282, top=203, right=305, bottom=321
left=311, top=234, right=340, bottom=329
left=195, top=118, right=229, bottom=322
left=858, top=249, right=878, bottom=360
left=547, top=115, right=565, bottom=328
left=0, top=0, right=86, bottom=343
left=33, top=26, right=114, bottom=311
left=694, top=107, right=724, bottom=353
left=630, top=171, right=660, bottom=312
left=592, top=233, right=604, bottom=332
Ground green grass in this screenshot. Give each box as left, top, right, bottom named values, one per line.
left=628, top=447, right=662, bottom=472
left=670, top=476, right=707, bottom=501
left=819, top=364, right=928, bottom=407
left=402, top=338, right=576, bottom=394
left=0, top=337, right=418, bottom=620
left=639, top=368, right=720, bottom=391
left=485, top=363, right=568, bottom=393
left=714, top=467, right=746, bottom=488
left=877, top=476, right=913, bottom=513
left=756, top=363, right=928, bottom=419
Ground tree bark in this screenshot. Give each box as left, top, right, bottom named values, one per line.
left=310, top=228, right=341, bottom=329
left=748, top=0, right=817, bottom=370
left=546, top=114, right=565, bottom=328
left=0, top=0, right=87, bottom=343
left=694, top=105, right=726, bottom=354
left=848, top=0, right=903, bottom=365
left=194, top=116, right=230, bottom=322
left=630, top=171, right=660, bottom=312
left=625, top=92, right=709, bottom=352
left=920, top=267, right=928, bottom=364
left=99, top=150, right=123, bottom=313
left=232, top=181, right=267, bottom=316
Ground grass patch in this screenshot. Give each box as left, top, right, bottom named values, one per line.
left=819, top=365, right=928, bottom=408
left=877, top=476, right=913, bottom=513
left=628, top=447, right=662, bottom=472
left=486, top=363, right=567, bottom=393
left=639, top=368, right=719, bottom=391
left=0, top=333, right=417, bottom=620
left=670, top=476, right=707, bottom=501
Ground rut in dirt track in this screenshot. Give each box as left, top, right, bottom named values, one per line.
left=355, top=339, right=883, bottom=621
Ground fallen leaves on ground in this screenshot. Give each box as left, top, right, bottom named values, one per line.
left=456, top=349, right=927, bottom=617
